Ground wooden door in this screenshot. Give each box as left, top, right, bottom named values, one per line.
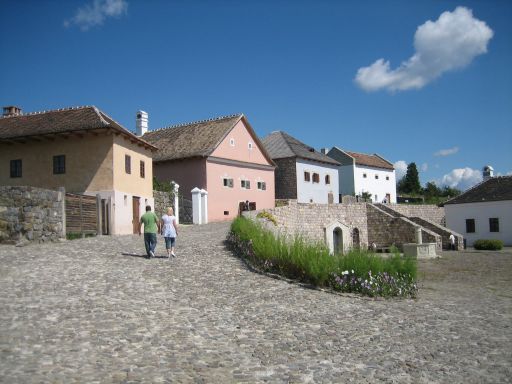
left=385, top=193, right=391, bottom=203
left=132, top=197, right=140, bottom=234
left=328, top=192, right=334, bottom=204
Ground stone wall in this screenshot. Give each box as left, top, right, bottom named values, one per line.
left=378, top=203, right=446, bottom=226
left=273, top=157, right=297, bottom=200
left=247, top=201, right=443, bottom=252
left=153, top=190, right=174, bottom=219
left=0, top=186, right=65, bottom=244
left=247, top=200, right=369, bottom=248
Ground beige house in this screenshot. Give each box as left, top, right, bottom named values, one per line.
left=0, top=105, right=156, bottom=235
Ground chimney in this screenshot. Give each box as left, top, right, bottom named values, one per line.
left=483, top=165, right=494, bottom=181
left=320, top=147, right=330, bottom=155
left=2, top=106, right=22, bottom=117
left=136, top=110, right=148, bottom=136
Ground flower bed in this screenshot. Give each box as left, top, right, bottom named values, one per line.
left=227, top=217, right=417, bottom=298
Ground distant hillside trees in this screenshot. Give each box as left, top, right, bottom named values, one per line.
left=397, top=163, right=461, bottom=204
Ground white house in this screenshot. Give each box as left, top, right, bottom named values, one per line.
left=443, top=169, right=512, bottom=247
left=262, top=131, right=340, bottom=204
left=324, top=147, right=396, bottom=203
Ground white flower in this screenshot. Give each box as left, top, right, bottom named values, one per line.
left=351, top=270, right=355, bottom=274
left=342, top=270, right=349, bottom=275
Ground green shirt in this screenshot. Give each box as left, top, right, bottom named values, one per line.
left=140, top=212, right=159, bottom=233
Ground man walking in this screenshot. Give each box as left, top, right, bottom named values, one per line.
left=139, top=205, right=160, bottom=259
left=449, top=234, right=456, bottom=251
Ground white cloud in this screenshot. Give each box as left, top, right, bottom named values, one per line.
left=440, top=167, right=482, bottom=191
left=434, top=146, right=459, bottom=157
left=394, top=160, right=408, bottom=179
left=355, top=7, right=493, bottom=92
left=421, top=163, right=428, bottom=172
left=64, top=0, right=128, bottom=31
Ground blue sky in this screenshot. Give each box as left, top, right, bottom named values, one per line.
left=1, top=0, right=511, bottom=190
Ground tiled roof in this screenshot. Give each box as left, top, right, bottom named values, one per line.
left=143, top=114, right=274, bottom=165
left=0, top=106, right=156, bottom=149
left=261, top=131, right=339, bottom=165
left=345, top=151, right=394, bottom=170
left=443, top=176, right=512, bottom=205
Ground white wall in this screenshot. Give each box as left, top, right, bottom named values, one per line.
left=353, top=165, right=396, bottom=203
left=87, top=189, right=154, bottom=235
left=295, top=159, right=339, bottom=204
left=338, top=164, right=355, bottom=198
left=445, top=200, right=512, bottom=246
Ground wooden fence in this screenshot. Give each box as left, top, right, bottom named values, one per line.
left=65, top=193, right=98, bottom=236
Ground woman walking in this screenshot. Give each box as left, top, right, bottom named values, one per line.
left=161, top=207, right=178, bottom=258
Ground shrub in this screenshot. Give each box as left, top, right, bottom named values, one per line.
left=256, top=210, right=278, bottom=226
left=473, top=239, right=503, bottom=250
left=227, top=217, right=417, bottom=298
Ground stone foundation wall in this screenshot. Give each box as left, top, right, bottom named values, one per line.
left=273, top=158, right=297, bottom=200
left=0, top=186, right=65, bottom=244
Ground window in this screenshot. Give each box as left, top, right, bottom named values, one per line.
left=386, top=176, right=390, bottom=181
left=312, top=173, right=320, bottom=183
left=52, top=155, right=65, bottom=174
left=140, top=160, right=145, bottom=178
left=466, top=219, right=475, bottom=233
left=257, top=181, right=267, bottom=190
left=10, top=159, right=22, bottom=178
left=230, top=138, right=235, bottom=146
left=325, top=175, right=331, bottom=185
left=223, top=178, right=234, bottom=188
left=489, top=218, right=499, bottom=232
left=248, top=142, right=253, bottom=150
left=125, top=155, right=131, bottom=174
left=363, top=173, right=367, bottom=178
left=241, top=180, right=251, bottom=189
left=375, top=174, right=379, bottom=179
left=304, top=171, right=310, bottom=182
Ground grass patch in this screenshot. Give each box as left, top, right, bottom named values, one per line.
left=227, top=216, right=417, bottom=298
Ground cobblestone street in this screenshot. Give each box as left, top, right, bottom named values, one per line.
left=1, top=222, right=511, bottom=383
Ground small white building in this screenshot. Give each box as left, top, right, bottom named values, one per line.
left=443, top=170, right=512, bottom=247
left=262, top=131, right=340, bottom=204
left=325, top=147, right=396, bottom=203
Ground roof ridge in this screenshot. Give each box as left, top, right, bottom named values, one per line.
left=443, top=177, right=489, bottom=205
left=0, top=105, right=95, bottom=119
left=149, top=113, right=243, bottom=133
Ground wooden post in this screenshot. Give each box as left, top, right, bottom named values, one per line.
left=96, top=194, right=102, bottom=236
left=59, top=187, right=66, bottom=239
left=79, top=195, right=84, bottom=238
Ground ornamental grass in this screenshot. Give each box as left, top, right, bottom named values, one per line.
left=228, top=216, right=417, bottom=298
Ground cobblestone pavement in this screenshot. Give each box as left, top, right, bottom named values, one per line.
left=1, top=222, right=511, bottom=383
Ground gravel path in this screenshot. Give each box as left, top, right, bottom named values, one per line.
left=0, top=222, right=511, bottom=383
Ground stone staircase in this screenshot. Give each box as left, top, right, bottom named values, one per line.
left=375, top=203, right=464, bottom=250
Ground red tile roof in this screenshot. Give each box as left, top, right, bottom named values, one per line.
left=345, top=151, right=394, bottom=170
left=0, top=106, right=156, bottom=150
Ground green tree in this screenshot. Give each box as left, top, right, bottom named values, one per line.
left=423, top=181, right=441, bottom=198
left=399, top=162, right=421, bottom=195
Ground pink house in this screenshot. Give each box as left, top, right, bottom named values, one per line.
left=143, top=114, right=276, bottom=222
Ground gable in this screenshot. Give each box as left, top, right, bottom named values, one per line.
left=327, top=147, right=355, bottom=166
left=210, top=118, right=274, bottom=166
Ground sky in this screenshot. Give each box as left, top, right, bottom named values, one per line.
left=1, top=0, right=511, bottom=191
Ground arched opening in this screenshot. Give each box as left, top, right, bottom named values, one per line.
left=352, top=228, right=360, bottom=249
left=333, top=227, right=343, bottom=255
